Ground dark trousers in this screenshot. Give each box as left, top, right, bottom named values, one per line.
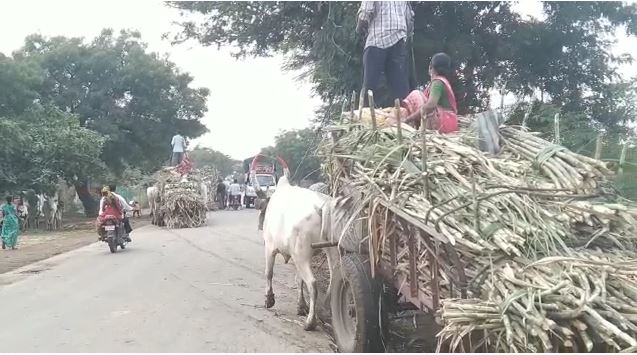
left=171, top=152, right=184, bottom=166
left=363, top=39, right=409, bottom=106
left=123, top=216, right=132, bottom=234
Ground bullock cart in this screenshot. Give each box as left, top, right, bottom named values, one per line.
left=315, top=126, right=468, bottom=353
left=313, top=99, right=637, bottom=353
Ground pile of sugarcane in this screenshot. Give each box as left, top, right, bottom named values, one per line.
left=438, top=252, right=637, bottom=352
left=319, top=113, right=637, bottom=352
left=161, top=179, right=207, bottom=228
left=199, top=166, right=221, bottom=210
left=152, top=168, right=207, bottom=228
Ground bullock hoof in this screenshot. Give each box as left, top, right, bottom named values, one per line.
left=297, top=303, right=309, bottom=316
left=304, top=317, right=317, bottom=331
left=265, top=293, right=275, bottom=308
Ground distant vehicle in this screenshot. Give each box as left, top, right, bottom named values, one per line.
left=248, top=155, right=289, bottom=200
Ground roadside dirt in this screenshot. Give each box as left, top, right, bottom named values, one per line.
left=0, top=215, right=151, bottom=274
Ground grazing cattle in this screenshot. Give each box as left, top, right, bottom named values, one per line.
left=37, top=192, right=62, bottom=230
left=262, top=176, right=338, bottom=331
left=147, top=186, right=161, bottom=225
left=17, top=202, right=29, bottom=231
left=53, top=198, right=63, bottom=230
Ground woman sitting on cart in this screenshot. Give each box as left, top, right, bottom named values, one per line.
left=397, top=52, right=459, bottom=133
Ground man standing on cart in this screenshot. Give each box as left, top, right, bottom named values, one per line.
left=170, top=131, right=187, bottom=166
left=357, top=1, right=414, bottom=105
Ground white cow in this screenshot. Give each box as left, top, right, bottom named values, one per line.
left=200, top=182, right=209, bottom=210
left=39, top=192, right=61, bottom=230
left=146, top=186, right=160, bottom=225
left=262, top=176, right=338, bottom=331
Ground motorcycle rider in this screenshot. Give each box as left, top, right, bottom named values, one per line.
left=96, top=187, right=123, bottom=237
left=228, top=179, right=242, bottom=209
left=98, top=185, right=133, bottom=241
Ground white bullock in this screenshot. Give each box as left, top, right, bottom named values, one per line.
left=36, top=193, right=61, bottom=230
left=262, top=176, right=338, bottom=331
left=146, top=186, right=160, bottom=225
left=16, top=199, right=29, bottom=231
left=200, top=182, right=209, bottom=210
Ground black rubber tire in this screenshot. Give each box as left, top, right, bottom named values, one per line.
left=330, top=253, right=384, bottom=353
left=107, top=232, right=117, bottom=253
left=108, top=239, right=117, bottom=253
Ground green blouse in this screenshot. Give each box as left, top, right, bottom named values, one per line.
left=429, top=80, right=452, bottom=110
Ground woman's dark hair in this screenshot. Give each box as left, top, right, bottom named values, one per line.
left=108, top=184, right=117, bottom=192
left=5, top=196, right=12, bottom=204
left=430, top=52, right=452, bottom=78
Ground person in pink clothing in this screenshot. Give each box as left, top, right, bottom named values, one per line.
left=397, top=53, right=459, bottom=133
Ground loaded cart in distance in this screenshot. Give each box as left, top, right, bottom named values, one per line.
left=314, top=103, right=637, bottom=353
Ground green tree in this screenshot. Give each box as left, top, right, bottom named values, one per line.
left=170, top=1, right=637, bottom=118
left=0, top=105, right=105, bottom=195
left=0, top=54, right=44, bottom=116
left=13, top=29, right=210, bottom=215
left=189, top=146, right=239, bottom=176
left=257, top=128, right=322, bottom=183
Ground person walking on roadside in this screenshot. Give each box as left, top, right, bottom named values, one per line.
left=170, top=131, right=187, bottom=166
left=357, top=1, right=414, bottom=105
left=1, top=196, right=21, bottom=250
left=216, top=178, right=227, bottom=209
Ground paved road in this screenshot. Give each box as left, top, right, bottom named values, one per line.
left=0, top=210, right=334, bottom=352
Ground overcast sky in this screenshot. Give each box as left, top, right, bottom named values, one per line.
left=2, top=1, right=636, bottom=160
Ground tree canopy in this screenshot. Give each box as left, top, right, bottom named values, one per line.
left=0, top=105, right=104, bottom=194
left=256, top=128, right=322, bottom=183
left=16, top=29, right=210, bottom=174
left=171, top=1, right=637, bottom=123
left=1, top=29, right=211, bottom=215
left=189, top=146, right=239, bottom=176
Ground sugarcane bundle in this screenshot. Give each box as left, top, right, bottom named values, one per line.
left=161, top=179, right=207, bottom=229
left=199, top=166, right=221, bottom=210
left=345, top=107, right=409, bottom=128
left=319, top=114, right=637, bottom=352
left=438, top=252, right=637, bottom=353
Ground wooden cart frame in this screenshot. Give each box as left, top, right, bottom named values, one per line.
left=314, top=130, right=471, bottom=352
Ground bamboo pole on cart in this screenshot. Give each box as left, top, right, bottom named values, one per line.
left=368, top=90, right=377, bottom=131
left=358, top=89, right=365, bottom=121
left=350, top=90, right=356, bottom=122
left=594, top=133, right=604, bottom=160
left=339, top=100, right=348, bottom=125
left=554, top=113, right=561, bottom=145
left=421, top=107, right=430, bottom=200
left=619, top=141, right=628, bottom=174
left=394, top=98, right=403, bottom=144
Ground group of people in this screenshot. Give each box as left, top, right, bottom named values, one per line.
left=358, top=1, right=458, bottom=133
left=215, top=178, right=243, bottom=209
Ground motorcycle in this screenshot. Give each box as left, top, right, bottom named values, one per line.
left=98, top=215, right=129, bottom=253
left=229, top=194, right=242, bottom=210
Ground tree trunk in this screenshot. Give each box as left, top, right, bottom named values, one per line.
left=74, top=179, right=98, bottom=217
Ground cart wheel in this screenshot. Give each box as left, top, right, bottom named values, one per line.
left=330, top=253, right=383, bottom=353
